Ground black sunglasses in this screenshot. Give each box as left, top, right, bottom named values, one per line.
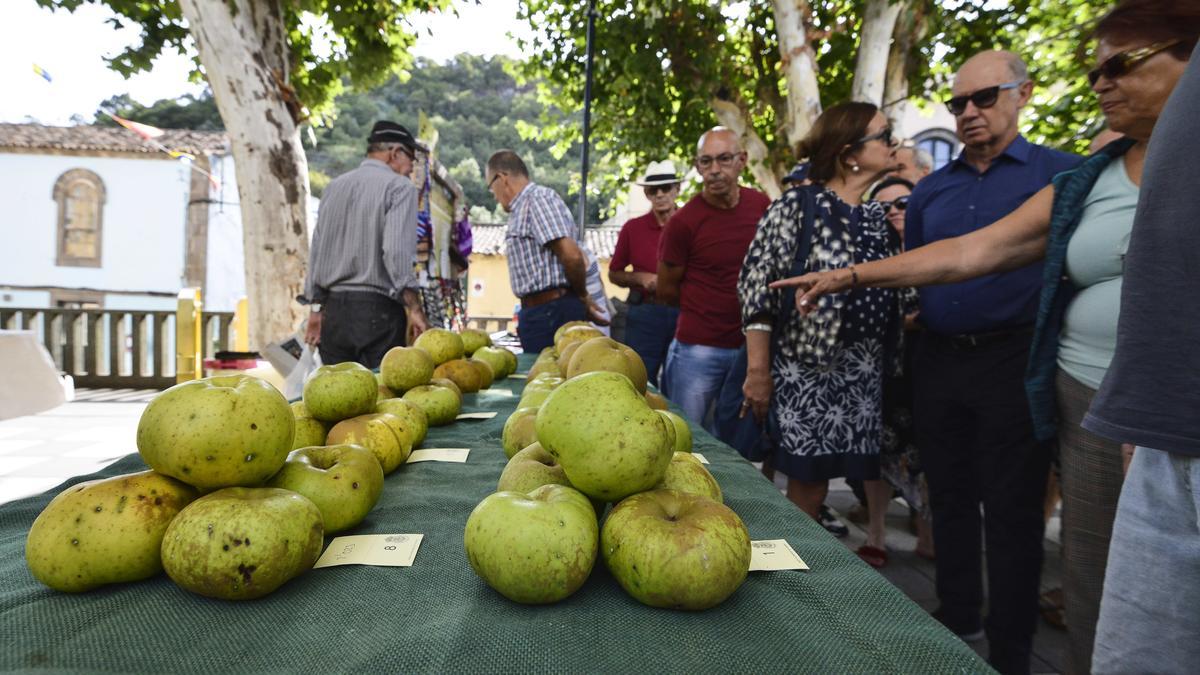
left=945, top=80, right=1025, bottom=116
left=856, top=126, right=895, bottom=147
left=487, top=173, right=502, bottom=188
left=880, top=196, right=909, bottom=212
left=1088, top=39, right=1181, bottom=87
left=643, top=184, right=676, bottom=195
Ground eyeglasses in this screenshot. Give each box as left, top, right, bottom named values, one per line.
left=945, top=80, right=1026, bottom=116
left=487, top=173, right=502, bottom=189
left=643, top=184, right=677, bottom=195
left=856, top=126, right=896, bottom=147
left=880, top=196, right=909, bottom=212
left=1088, top=39, right=1181, bottom=87
left=695, top=152, right=742, bottom=169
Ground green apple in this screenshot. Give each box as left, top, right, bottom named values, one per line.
left=499, top=348, right=518, bottom=378
left=326, top=413, right=410, bottom=474
left=556, top=340, right=584, bottom=370
left=138, top=375, right=295, bottom=489
left=553, top=320, right=592, bottom=346
left=655, top=452, right=722, bottom=502
left=473, top=346, right=512, bottom=379
left=290, top=401, right=330, bottom=449
left=602, top=489, right=750, bottom=610
left=302, top=362, right=378, bottom=423
left=160, top=487, right=324, bottom=600
left=497, top=442, right=571, bottom=492
left=536, top=371, right=672, bottom=502
left=25, top=471, right=198, bottom=592
left=430, top=377, right=463, bottom=403
left=267, top=444, right=384, bottom=533
left=645, top=391, right=669, bottom=410
left=657, top=410, right=692, bottom=453
left=463, top=484, right=598, bottom=604
left=517, top=375, right=562, bottom=409
left=502, top=407, right=540, bottom=459
left=459, top=328, right=492, bottom=355
left=468, top=359, right=494, bottom=389
left=375, top=398, right=429, bottom=447
left=527, top=358, right=561, bottom=381
left=566, top=336, right=649, bottom=394
left=554, top=324, right=605, bottom=353
left=402, top=384, right=461, bottom=426
left=433, top=359, right=482, bottom=393
left=380, top=346, right=435, bottom=394
left=413, top=328, right=465, bottom=365
left=376, top=376, right=397, bottom=401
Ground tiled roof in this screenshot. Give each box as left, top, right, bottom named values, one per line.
left=470, top=223, right=621, bottom=259
left=0, top=123, right=229, bottom=156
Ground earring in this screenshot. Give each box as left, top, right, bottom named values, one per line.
left=850, top=164, right=860, bottom=173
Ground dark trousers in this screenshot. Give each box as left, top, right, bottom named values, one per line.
left=623, top=303, right=679, bottom=387
left=913, top=331, right=1050, bottom=675
left=318, top=291, right=408, bottom=370
left=517, top=294, right=587, bottom=353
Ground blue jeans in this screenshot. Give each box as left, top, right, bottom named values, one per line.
left=517, top=294, right=587, bottom=354
left=661, top=339, right=739, bottom=433
left=623, top=303, right=679, bottom=387
left=1092, top=446, right=1200, bottom=674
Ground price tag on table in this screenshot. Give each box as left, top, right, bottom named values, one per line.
left=313, top=534, right=424, bottom=568
left=691, top=453, right=710, bottom=464
left=508, top=373, right=528, bottom=379
left=407, top=448, right=470, bottom=463
left=480, top=389, right=514, bottom=397
left=456, top=412, right=498, bottom=420
left=749, top=539, right=809, bottom=572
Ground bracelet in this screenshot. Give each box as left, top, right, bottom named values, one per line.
left=848, top=265, right=859, bottom=288
left=744, top=322, right=773, bottom=333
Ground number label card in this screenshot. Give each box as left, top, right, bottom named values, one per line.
left=313, top=534, right=424, bottom=568
left=456, top=412, right=498, bottom=420
left=748, top=539, right=809, bottom=572
left=407, top=448, right=470, bottom=463
left=508, top=373, right=528, bottom=379
left=691, top=453, right=710, bottom=464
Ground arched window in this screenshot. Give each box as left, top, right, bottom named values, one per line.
left=913, top=129, right=960, bottom=172
left=53, top=168, right=105, bottom=267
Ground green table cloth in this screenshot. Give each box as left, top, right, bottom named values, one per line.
left=0, top=355, right=991, bottom=673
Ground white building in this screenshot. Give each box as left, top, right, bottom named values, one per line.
left=0, top=123, right=245, bottom=312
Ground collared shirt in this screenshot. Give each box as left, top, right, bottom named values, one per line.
left=906, top=135, right=1082, bottom=335
left=504, top=182, right=579, bottom=297
left=609, top=211, right=667, bottom=296
left=302, top=158, right=418, bottom=304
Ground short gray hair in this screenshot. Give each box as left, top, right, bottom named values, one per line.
left=911, top=147, right=934, bottom=172
left=367, top=141, right=405, bottom=155
left=1003, top=52, right=1029, bottom=82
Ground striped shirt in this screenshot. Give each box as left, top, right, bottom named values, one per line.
left=302, top=159, right=418, bottom=304
left=505, top=182, right=579, bottom=297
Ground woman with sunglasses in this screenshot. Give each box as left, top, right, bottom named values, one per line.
left=771, top=2, right=1198, bottom=671
left=736, top=102, right=902, bottom=527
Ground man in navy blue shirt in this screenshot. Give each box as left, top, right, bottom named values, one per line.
left=905, top=51, right=1082, bottom=674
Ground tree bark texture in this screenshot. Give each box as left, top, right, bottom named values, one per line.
left=710, top=98, right=782, bottom=199
left=771, top=0, right=823, bottom=150
left=852, top=0, right=905, bottom=106
left=883, top=0, right=928, bottom=111
left=178, top=0, right=310, bottom=350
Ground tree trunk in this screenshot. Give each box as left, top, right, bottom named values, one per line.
left=178, top=0, right=310, bottom=350
left=852, top=0, right=905, bottom=106
left=710, top=98, right=782, bottom=199
left=883, top=0, right=928, bottom=111
left=771, top=0, right=823, bottom=150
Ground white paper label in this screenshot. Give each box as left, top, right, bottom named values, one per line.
left=749, top=539, right=809, bottom=571
left=313, top=534, right=423, bottom=568
left=407, top=448, right=470, bottom=463
left=691, top=453, right=710, bottom=464
left=508, top=373, right=528, bottom=379
left=455, top=412, right=498, bottom=420
left=480, top=389, right=514, bottom=397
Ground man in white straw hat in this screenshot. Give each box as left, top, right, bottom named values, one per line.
left=608, top=160, right=683, bottom=386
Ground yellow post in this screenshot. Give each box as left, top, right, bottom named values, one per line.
left=176, top=288, right=203, bottom=383
left=233, top=296, right=249, bottom=352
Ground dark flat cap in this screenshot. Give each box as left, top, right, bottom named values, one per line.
left=368, top=121, right=425, bottom=152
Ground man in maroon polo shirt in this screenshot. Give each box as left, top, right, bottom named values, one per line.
left=657, top=128, right=771, bottom=430
left=609, top=160, right=683, bottom=387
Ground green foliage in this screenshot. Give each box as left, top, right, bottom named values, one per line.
left=37, top=0, right=452, bottom=119
left=93, top=93, right=224, bottom=130
left=306, top=55, right=610, bottom=222
left=517, top=0, right=1110, bottom=189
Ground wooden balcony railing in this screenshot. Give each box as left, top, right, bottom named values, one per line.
left=0, top=297, right=236, bottom=390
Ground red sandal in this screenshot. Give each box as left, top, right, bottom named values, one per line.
left=856, top=544, right=888, bottom=568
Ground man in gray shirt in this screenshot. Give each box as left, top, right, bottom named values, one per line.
left=301, top=121, right=429, bottom=368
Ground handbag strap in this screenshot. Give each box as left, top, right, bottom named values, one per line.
left=776, top=185, right=820, bottom=330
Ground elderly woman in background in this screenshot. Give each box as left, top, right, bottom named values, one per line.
left=737, top=101, right=901, bottom=522
left=771, top=1, right=1198, bottom=670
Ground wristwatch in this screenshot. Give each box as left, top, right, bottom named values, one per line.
left=310, top=303, right=322, bottom=313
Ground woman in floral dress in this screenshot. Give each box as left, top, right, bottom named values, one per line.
left=738, top=101, right=903, bottom=523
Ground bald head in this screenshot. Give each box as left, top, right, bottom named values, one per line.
left=697, top=127, right=742, bottom=154
left=950, top=50, right=1032, bottom=159
left=954, top=50, right=1028, bottom=90
left=694, top=127, right=746, bottom=206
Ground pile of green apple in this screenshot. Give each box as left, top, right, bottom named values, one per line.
left=466, top=330, right=751, bottom=611
left=26, top=332, right=517, bottom=601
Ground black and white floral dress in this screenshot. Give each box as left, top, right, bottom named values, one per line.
left=737, top=186, right=901, bottom=482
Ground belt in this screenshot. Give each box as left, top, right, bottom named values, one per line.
left=521, top=287, right=569, bottom=309
left=935, top=326, right=1033, bottom=350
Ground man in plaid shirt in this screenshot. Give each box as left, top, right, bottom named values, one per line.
left=485, top=150, right=607, bottom=352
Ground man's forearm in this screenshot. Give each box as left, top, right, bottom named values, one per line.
left=401, top=288, right=424, bottom=313
left=608, top=268, right=638, bottom=288
left=563, top=256, right=589, bottom=299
